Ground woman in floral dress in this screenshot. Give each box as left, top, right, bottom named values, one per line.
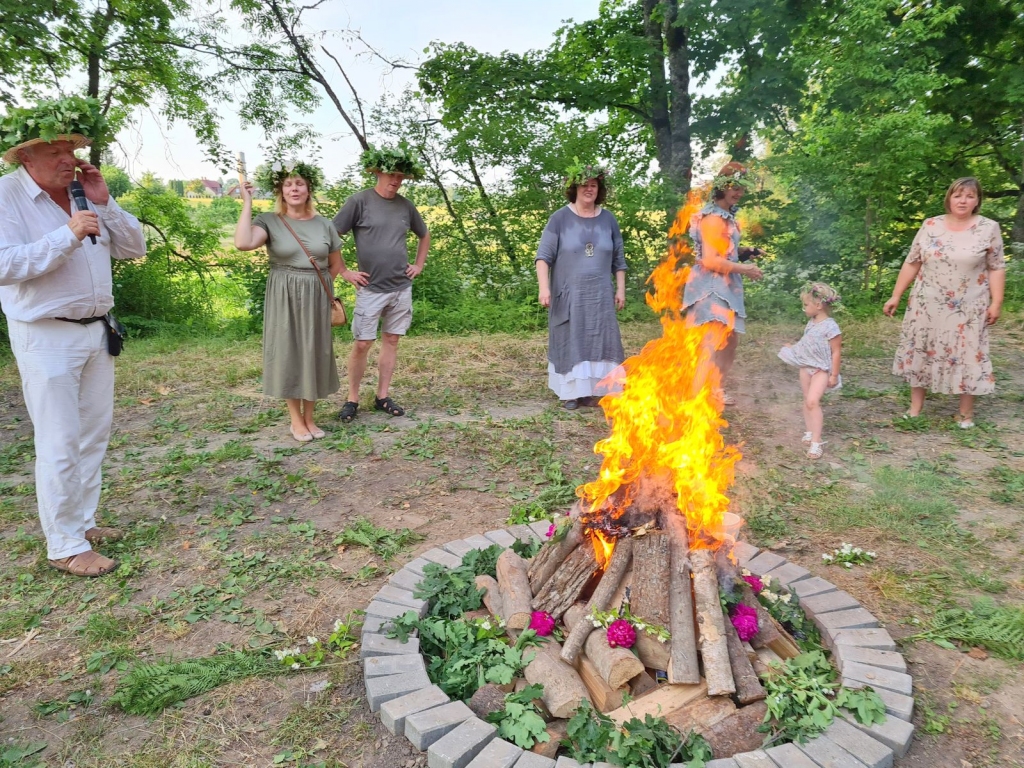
left=883, top=177, right=1006, bottom=427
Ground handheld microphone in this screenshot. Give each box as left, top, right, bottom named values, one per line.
left=69, top=180, right=96, bottom=244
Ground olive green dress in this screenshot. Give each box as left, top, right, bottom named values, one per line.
left=254, top=213, right=342, bottom=400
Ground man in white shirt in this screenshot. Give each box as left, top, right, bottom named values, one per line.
left=0, top=101, right=147, bottom=577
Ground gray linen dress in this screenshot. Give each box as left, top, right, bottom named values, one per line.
left=254, top=213, right=341, bottom=401
left=683, top=203, right=747, bottom=333
left=536, top=206, right=627, bottom=399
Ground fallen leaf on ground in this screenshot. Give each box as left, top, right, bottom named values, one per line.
left=967, top=647, right=988, bottom=660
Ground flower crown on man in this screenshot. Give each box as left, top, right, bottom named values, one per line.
left=359, top=143, right=425, bottom=180
left=712, top=161, right=754, bottom=193
left=0, top=94, right=110, bottom=164
left=254, top=159, right=325, bottom=194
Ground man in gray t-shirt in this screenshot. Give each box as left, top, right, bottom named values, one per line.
left=333, top=157, right=429, bottom=422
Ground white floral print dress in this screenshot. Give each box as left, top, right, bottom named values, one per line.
left=893, top=215, right=1005, bottom=394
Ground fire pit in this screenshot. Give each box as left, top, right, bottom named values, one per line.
left=359, top=195, right=916, bottom=767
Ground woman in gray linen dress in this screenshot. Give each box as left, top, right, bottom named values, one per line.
left=536, top=162, right=626, bottom=410
left=234, top=161, right=342, bottom=442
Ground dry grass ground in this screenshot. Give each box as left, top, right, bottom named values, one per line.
left=0, top=313, right=1021, bottom=767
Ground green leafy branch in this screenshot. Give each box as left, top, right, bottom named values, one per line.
left=486, top=684, right=550, bottom=749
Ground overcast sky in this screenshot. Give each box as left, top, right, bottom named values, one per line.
left=115, top=1, right=602, bottom=184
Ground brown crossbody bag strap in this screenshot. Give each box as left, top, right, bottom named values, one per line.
left=277, top=215, right=347, bottom=326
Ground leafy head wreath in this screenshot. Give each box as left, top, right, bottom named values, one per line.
left=564, top=158, right=608, bottom=190
left=254, top=160, right=324, bottom=194
left=360, top=143, right=425, bottom=180
left=0, top=94, right=110, bottom=164
left=801, top=281, right=842, bottom=307
left=712, top=161, right=755, bottom=193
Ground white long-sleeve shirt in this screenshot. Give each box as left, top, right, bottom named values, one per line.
left=0, top=166, right=146, bottom=322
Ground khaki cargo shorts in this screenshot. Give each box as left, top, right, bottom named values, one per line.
left=351, top=287, right=413, bottom=340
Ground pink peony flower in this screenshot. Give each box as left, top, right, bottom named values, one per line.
left=730, top=603, right=759, bottom=642
left=545, top=523, right=556, bottom=539
left=742, top=574, right=764, bottom=593
left=529, top=611, right=555, bottom=636
left=606, top=618, right=637, bottom=649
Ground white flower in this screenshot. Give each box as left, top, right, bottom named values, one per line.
left=845, top=563, right=852, bottom=568
left=481, top=621, right=492, bottom=631
left=762, top=575, right=772, bottom=587
left=274, top=650, right=286, bottom=661
left=291, top=662, right=300, bottom=670
left=333, top=619, right=343, bottom=632
left=763, top=592, right=778, bottom=603
left=822, top=554, right=833, bottom=561
left=634, top=622, right=646, bottom=631
left=592, top=620, right=603, bottom=628
left=271, top=161, right=283, bottom=172
left=780, top=594, right=792, bottom=604
left=307, top=636, right=318, bottom=646
left=867, top=551, right=876, bottom=558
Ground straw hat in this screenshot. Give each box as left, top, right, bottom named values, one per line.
left=2, top=134, right=92, bottom=164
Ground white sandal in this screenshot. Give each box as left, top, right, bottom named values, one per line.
left=956, top=414, right=975, bottom=429
left=801, top=431, right=813, bottom=444
left=807, top=441, right=826, bottom=460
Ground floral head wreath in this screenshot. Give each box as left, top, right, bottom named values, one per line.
left=712, top=161, right=754, bottom=192
left=1, top=95, right=110, bottom=164
left=254, top=160, right=324, bottom=194
left=360, top=144, right=425, bottom=180
left=564, top=158, right=608, bottom=190
left=802, top=281, right=841, bottom=307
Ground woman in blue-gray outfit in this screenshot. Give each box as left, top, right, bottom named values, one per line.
left=683, top=162, right=764, bottom=405
left=536, top=162, right=626, bottom=410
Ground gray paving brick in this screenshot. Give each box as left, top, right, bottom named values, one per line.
left=427, top=716, right=496, bottom=768
left=365, top=670, right=432, bottom=712
left=705, top=760, right=740, bottom=768
left=554, top=758, right=590, bottom=768
left=422, top=547, right=463, bottom=569
left=374, top=584, right=428, bottom=616
left=485, top=529, right=517, bottom=547
left=507, top=524, right=540, bottom=544
left=466, top=738, right=523, bottom=768
left=360, top=614, right=398, bottom=635
left=593, top=763, right=614, bottom=768
left=443, top=539, right=477, bottom=559
left=829, top=628, right=897, bottom=651
left=389, top=567, right=423, bottom=593
left=733, top=752, right=776, bottom=768
left=360, top=633, right=420, bottom=658
left=732, top=540, right=759, bottom=565
left=824, top=717, right=895, bottom=768
left=765, top=742, right=819, bottom=768
left=366, top=600, right=416, bottom=621
left=834, top=646, right=906, bottom=675
left=406, top=701, right=475, bottom=750
left=745, top=551, right=786, bottom=575
left=796, top=733, right=868, bottom=768
left=514, top=753, right=557, bottom=768
left=841, top=682, right=914, bottom=721
left=841, top=661, right=913, bottom=696
left=363, top=654, right=425, bottom=679
left=814, top=608, right=879, bottom=642
left=800, top=590, right=860, bottom=619
left=839, top=711, right=915, bottom=758
left=762, top=561, right=812, bottom=587
left=405, top=557, right=432, bottom=576
left=528, top=520, right=554, bottom=540
left=790, top=577, right=838, bottom=600
left=465, top=534, right=497, bottom=551
left=380, top=685, right=450, bottom=735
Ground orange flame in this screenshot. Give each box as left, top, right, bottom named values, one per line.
left=581, top=191, right=742, bottom=549
left=591, top=529, right=616, bottom=569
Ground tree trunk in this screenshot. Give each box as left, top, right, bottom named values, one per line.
left=423, top=156, right=484, bottom=264
left=466, top=154, right=518, bottom=264
left=662, top=0, right=692, bottom=206
left=641, top=0, right=673, bottom=182
left=86, top=1, right=116, bottom=166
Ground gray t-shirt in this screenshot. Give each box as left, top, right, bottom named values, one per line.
left=332, top=188, right=428, bottom=293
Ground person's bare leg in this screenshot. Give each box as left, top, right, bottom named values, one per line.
left=714, top=331, right=738, bottom=381
left=286, top=398, right=310, bottom=439
left=347, top=340, right=373, bottom=403
left=804, top=371, right=830, bottom=443
left=909, top=386, right=926, bottom=417
left=302, top=400, right=322, bottom=435
left=376, top=333, right=400, bottom=399
left=799, top=368, right=813, bottom=435
left=958, top=393, right=975, bottom=422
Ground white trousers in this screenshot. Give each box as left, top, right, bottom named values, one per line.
left=7, top=318, right=114, bottom=560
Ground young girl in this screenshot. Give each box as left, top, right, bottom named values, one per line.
left=778, top=283, right=843, bottom=459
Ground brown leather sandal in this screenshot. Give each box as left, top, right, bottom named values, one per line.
left=85, top=526, right=123, bottom=543
left=49, top=550, right=119, bottom=577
